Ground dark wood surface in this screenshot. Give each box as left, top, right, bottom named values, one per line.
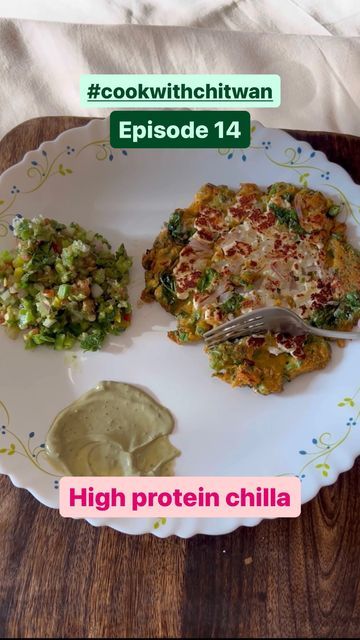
left=0, top=117, right=359, bottom=639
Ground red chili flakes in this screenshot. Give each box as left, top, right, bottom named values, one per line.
left=228, top=206, right=247, bottom=221
left=272, top=240, right=285, bottom=257
left=228, top=194, right=257, bottom=221
left=52, top=242, right=62, bottom=253
left=176, top=262, right=190, bottom=274
left=276, top=333, right=307, bottom=359
left=271, top=237, right=298, bottom=259
left=293, top=347, right=306, bottom=359
left=176, top=270, right=202, bottom=293
left=306, top=213, right=326, bottom=230
left=308, top=230, right=327, bottom=246
left=265, top=278, right=280, bottom=292
left=197, top=228, right=214, bottom=242
left=247, top=209, right=261, bottom=225
left=195, top=207, right=226, bottom=233
left=213, top=309, right=224, bottom=322
left=224, top=241, right=252, bottom=257
left=181, top=246, right=194, bottom=257
left=248, top=336, right=265, bottom=348
left=248, top=209, right=276, bottom=232
left=243, top=358, right=255, bottom=367
left=310, top=280, right=333, bottom=308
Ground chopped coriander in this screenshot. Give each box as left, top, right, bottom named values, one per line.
left=177, top=330, right=189, bottom=342
left=220, top=293, right=244, bottom=314
left=269, top=203, right=304, bottom=235
left=80, top=329, right=106, bottom=352
left=167, top=210, right=194, bottom=245
left=197, top=268, right=219, bottom=293
left=159, top=272, right=177, bottom=305
left=310, top=292, right=360, bottom=328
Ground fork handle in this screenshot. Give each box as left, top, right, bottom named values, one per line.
left=309, top=326, right=360, bottom=340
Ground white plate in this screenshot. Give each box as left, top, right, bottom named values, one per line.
left=0, top=118, right=359, bottom=538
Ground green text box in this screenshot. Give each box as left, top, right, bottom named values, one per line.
left=110, top=111, right=250, bottom=148
left=81, top=74, right=280, bottom=108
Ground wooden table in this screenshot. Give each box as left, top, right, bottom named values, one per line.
left=0, top=117, right=359, bottom=639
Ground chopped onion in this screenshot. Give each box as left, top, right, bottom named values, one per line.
left=94, top=239, right=106, bottom=252
left=197, top=280, right=229, bottom=307
left=43, top=317, right=56, bottom=328
left=218, top=290, right=233, bottom=303
left=268, top=345, right=286, bottom=356
left=0, top=290, right=11, bottom=302
left=91, top=283, right=103, bottom=298
left=294, top=193, right=303, bottom=220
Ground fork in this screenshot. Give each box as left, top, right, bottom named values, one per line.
left=203, top=306, right=360, bottom=347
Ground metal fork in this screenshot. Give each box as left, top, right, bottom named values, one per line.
left=203, top=306, right=360, bottom=347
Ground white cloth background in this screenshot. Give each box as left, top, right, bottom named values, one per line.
left=0, top=1, right=359, bottom=138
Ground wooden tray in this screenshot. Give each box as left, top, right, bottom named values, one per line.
left=0, top=117, right=359, bottom=639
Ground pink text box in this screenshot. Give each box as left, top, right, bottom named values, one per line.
left=59, top=476, right=301, bottom=519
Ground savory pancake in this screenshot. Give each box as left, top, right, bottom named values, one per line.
left=142, top=182, right=360, bottom=394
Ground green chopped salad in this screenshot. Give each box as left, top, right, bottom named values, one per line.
left=0, top=215, right=132, bottom=351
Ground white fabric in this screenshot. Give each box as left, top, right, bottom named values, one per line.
left=0, top=2, right=359, bottom=139
left=0, top=0, right=359, bottom=34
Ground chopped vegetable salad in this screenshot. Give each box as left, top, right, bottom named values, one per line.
left=0, top=216, right=132, bottom=351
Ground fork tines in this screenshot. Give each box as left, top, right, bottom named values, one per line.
left=204, top=312, right=265, bottom=347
